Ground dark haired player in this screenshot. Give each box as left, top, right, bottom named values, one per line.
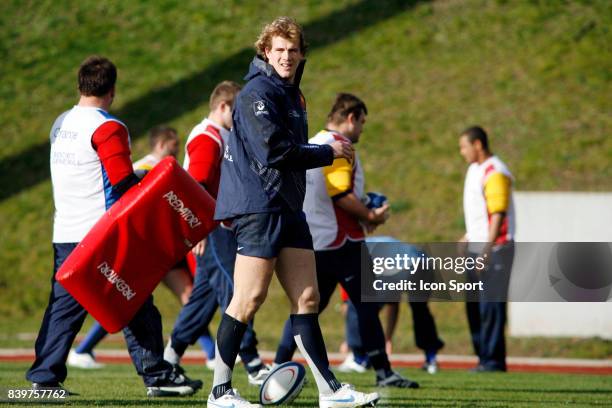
left=459, top=126, right=515, bottom=372
left=26, top=56, right=201, bottom=397
left=273, top=93, right=419, bottom=389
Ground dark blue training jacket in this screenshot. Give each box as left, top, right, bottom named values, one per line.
left=214, top=56, right=334, bottom=220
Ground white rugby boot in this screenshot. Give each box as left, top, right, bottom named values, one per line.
left=246, top=358, right=272, bottom=385
left=319, top=383, right=379, bottom=408
left=337, top=353, right=368, bottom=374
left=207, top=388, right=261, bottom=407
left=67, top=349, right=104, bottom=369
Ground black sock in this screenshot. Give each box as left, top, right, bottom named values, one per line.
left=291, top=313, right=341, bottom=394
left=212, top=313, right=247, bottom=399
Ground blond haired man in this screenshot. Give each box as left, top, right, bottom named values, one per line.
left=209, top=17, right=378, bottom=408
left=164, top=81, right=270, bottom=386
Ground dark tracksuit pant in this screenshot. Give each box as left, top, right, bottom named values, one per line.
left=26, top=243, right=173, bottom=386
left=466, top=242, right=514, bottom=370
left=170, top=226, right=259, bottom=364
left=344, top=300, right=444, bottom=356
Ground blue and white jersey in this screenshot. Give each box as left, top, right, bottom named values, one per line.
left=50, top=105, right=128, bottom=243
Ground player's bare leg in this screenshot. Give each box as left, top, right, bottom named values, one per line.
left=276, top=248, right=379, bottom=408
left=226, top=255, right=275, bottom=321
left=162, top=267, right=194, bottom=305
left=275, top=248, right=319, bottom=314
left=208, top=254, right=274, bottom=407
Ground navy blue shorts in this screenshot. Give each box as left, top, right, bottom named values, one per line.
left=231, top=211, right=313, bottom=258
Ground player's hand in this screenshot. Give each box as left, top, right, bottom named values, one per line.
left=367, top=203, right=390, bottom=225
left=476, top=243, right=493, bottom=274
left=330, top=140, right=354, bottom=161
left=192, top=239, right=206, bottom=256
left=364, top=222, right=377, bottom=233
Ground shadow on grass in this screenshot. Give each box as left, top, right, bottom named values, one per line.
left=0, top=0, right=427, bottom=202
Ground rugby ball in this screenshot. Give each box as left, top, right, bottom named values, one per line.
left=363, top=192, right=388, bottom=209
left=259, top=362, right=306, bottom=406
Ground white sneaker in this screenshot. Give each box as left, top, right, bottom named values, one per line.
left=207, top=389, right=261, bottom=407
left=206, top=358, right=216, bottom=371
left=67, top=349, right=104, bottom=369
left=423, top=361, right=439, bottom=374
left=164, top=339, right=180, bottom=366
left=319, top=383, right=379, bottom=408
left=247, top=360, right=272, bottom=386
left=337, top=353, right=367, bottom=374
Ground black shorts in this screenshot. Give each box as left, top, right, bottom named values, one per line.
left=231, top=211, right=313, bottom=258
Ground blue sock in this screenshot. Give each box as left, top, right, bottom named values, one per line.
left=353, top=352, right=369, bottom=366
left=76, top=322, right=107, bottom=354
left=425, top=349, right=437, bottom=364
left=198, top=334, right=215, bottom=360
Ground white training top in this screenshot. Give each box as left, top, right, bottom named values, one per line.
left=50, top=106, right=128, bottom=243
left=463, top=155, right=515, bottom=245
left=303, top=130, right=365, bottom=251
left=183, top=117, right=228, bottom=170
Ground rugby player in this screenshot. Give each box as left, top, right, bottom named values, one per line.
left=26, top=56, right=202, bottom=397
left=163, top=81, right=271, bottom=385
left=273, top=94, right=419, bottom=389
left=208, top=18, right=379, bottom=408
left=459, top=126, right=515, bottom=372
left=68, top=125, right=215, bottom=370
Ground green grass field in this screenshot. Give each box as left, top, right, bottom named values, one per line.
left=1, top=362, right=611, bottom=407
left=1, top=283, right=611, bottom=360
left=1, top=0, right=611, bottom=360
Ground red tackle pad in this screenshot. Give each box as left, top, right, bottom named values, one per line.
left=56, top=157, right=217, bottom=332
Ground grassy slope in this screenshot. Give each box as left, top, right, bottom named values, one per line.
left=2, top=362, right=612, bottom=407
left=0, top=0, right=610, bottom=358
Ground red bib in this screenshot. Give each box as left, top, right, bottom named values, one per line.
left=57, top=157, right=217, bottom=332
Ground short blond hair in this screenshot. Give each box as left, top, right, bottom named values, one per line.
left=254, top=16, right=308, bottom=60
left=209, top=81, right=242, bottom=111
